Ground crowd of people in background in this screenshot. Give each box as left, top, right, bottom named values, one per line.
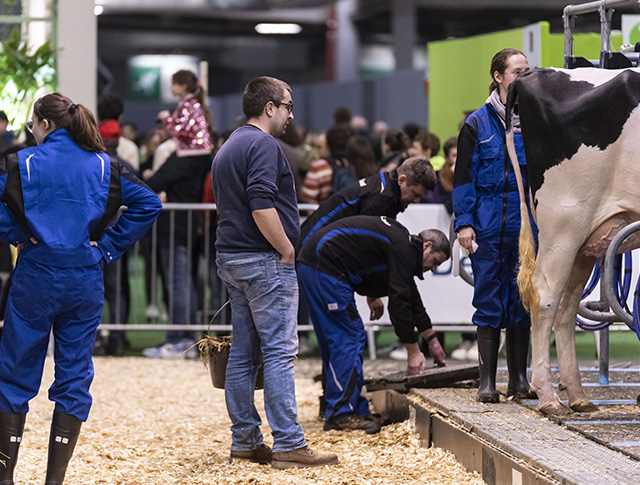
left=0, top=43, right=550, bottom=476
left=0, top=72, right=466, bottom=362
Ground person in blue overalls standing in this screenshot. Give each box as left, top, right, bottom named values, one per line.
left=453, top=48, right=537, bottom=403
left=0, top=93, right=162, bottom=484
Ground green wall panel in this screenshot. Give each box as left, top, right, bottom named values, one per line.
left=428, top=22, right=623, bottom=148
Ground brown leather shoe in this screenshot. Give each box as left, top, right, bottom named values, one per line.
left=272, top=446, right=339, bottom=469
left=229, top=443, right=272, bottom=464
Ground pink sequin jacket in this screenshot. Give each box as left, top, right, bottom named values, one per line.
left=163, top=95, right=214, bottom=157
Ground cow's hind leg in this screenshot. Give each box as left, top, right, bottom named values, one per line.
left=530, top=299, right=570, bottom=416
left=554, top=253, right=599, bottom=413
left=530, top=249, right=581, bottom=417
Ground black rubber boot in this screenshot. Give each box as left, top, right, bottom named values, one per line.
left=0, top=411, right=25, bottom=485
left=318, top=395, right=327, bottom=420
left=106, top=331, right=127, bottom=357
left=506, top=327, right=536, bottom=399
left=45, top=411, right=83, bottom=485
left=476, top=326, right=501, bottom=403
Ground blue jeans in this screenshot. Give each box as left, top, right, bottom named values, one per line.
left=159, top=246, right=198, bottom=343
left=217, top=251, right=305, bottom=453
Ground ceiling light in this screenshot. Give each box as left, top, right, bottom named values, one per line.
left=94, top=5, right=104, bottom=16
left=255, top=23, right=302, bottom=35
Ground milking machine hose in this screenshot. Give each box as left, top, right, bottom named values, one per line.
left=600, top=221, right=640, bottom=338
left=577, top=252, right=632, bottom=331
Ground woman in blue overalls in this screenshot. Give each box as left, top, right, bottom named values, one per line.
left=0, top=93, right=162, bottom=484
left=453, top=49, right=537, bottom=403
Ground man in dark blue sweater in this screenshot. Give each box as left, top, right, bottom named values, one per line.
left=211, top=76, right=338, bottom=469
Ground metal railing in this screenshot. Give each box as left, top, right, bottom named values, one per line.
left=97, top=203, right=317, bottom=334
left=95, top=202, right=485, bottom=361
left=564, top=0, right=640, bottom=68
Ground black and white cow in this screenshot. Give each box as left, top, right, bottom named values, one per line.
left=506, top=67, right=640, bottom=417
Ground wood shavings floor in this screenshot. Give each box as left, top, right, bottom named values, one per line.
left=14, top=357, right=484, bottom=484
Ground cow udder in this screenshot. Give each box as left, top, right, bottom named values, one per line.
left=580, top=213, right=640, bottom=258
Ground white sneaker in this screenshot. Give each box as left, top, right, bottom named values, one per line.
left=146, top=305, right=160, bottom=319
left=465, top=341, right=478, bottom=361
left=389, top=344, right=408, bottom=361
left=142, top=342, right=188, bottom=359
left=175, top=339, right=198, bottom=359
left=451, top=340, right=473, bottom=360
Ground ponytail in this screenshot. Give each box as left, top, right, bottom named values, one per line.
left=70, top=104, right=105, bottom=152
left=33, top=93, right=105, bottom=152
left=195, top=86, right=215, bottom=133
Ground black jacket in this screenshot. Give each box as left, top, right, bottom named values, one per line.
left=147, top=152, right=211, bottom=247
left=297, top=170, right=404, bottom=252
left=297, top=215, right=431, bottom=343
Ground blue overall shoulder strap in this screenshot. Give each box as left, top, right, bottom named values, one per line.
left=89, top=155, right=122, bottom=241
left=0, top=153, right=28, bottom=229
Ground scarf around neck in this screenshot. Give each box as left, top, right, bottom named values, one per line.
left=486, top=89, right=521, bottom=134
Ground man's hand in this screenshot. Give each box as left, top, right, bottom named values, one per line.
left=252, top=208, right=295, bottom=264
left=458, top=226, right=476, bottom=254
left=405, top=343, right=427, bottom=376
left=367, top=297, right=384, bottom=321
left=428, top=337, right=446, bottom=367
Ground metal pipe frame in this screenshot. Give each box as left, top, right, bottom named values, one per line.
left=563, top=0, right=640, bottom=62
left=564, top=0, right=639, bottom=18
left=577, top=301, right=618, bottom=322
left=603, top=221, right=640, bottom=326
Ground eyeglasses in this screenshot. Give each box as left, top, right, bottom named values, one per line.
left=271, top=100, right=293, bottom=114
left=26, top=121, right=33, bottom=132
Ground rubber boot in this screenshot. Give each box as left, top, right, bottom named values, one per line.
left=506, top=327, right=536, bottom=399
left=476, top=326, right=501, bottom=403
left=44, top=411, right=83, bottom=485
left=106, top=331, right=126, bottom=357
left=318, top=395, right=327, bottom=420
left=0, top=411, right=25, bottom=485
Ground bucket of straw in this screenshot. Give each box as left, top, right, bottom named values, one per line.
left=198, top=336, right=264, bottom=389
left=198, top=300, right=264, bottom=390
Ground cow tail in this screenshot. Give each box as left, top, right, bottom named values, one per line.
left=505, top=127, right=539, bottom=319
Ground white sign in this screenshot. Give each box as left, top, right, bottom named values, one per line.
left=354, top=204, right=475, bottom=325
left=522, top=23, right=542, bottom=69
left=129, top=55, right=200, bottom=102
left=622, top=15, right=640, bottom=46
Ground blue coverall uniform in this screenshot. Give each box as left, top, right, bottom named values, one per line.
left=298, top=215, right=432, bottom=422
left=452, top=103, right=536, bottom=329
left=0, top=129, right=162, bottom=421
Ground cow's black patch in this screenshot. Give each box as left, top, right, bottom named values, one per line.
left=507, top=68, right=640, bottom=197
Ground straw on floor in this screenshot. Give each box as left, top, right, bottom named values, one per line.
left=15, top=356, right=484, bottom=484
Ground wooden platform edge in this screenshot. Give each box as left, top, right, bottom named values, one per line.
left=369, top=389, right=563, bottom=485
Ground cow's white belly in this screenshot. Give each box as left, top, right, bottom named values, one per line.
left=534, top=105, right=640, bottom=258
